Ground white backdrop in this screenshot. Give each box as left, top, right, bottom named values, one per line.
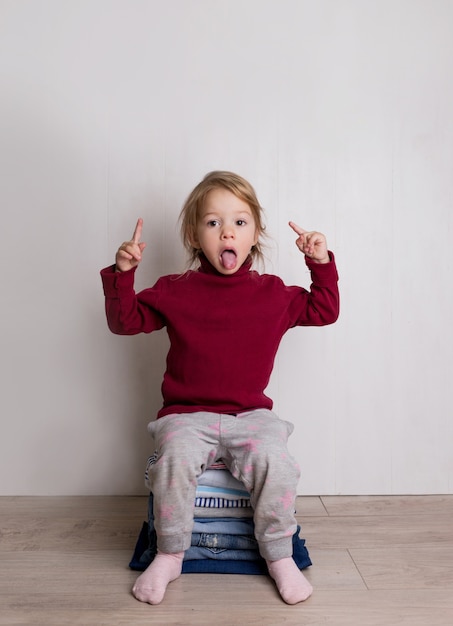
left=1, top=0, right=452, bottom=495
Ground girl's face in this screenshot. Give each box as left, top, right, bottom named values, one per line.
left=192, top=188, right=259, bottom=275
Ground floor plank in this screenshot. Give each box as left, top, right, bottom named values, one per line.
left=1, top=495, right=452, bottom=626
left=302, top=548, right=367, bottom=589
left=321, top=495, right=453, bottom=517
left=1, top=590, right=452, bottom=626
left=350, top=545, right=453, bottom=590
left=299, top=512, right=453, bottom=549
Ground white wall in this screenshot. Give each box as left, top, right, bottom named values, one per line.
left=1, top=0, right=452, bottom=495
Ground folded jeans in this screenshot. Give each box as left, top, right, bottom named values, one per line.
left=191, top=531, right=258, bottom=550
left=184, top=546, right=260, bottom=561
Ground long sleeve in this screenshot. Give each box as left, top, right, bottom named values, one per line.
left=287, top=252, right=340, bottom=327
left=100, top=265, right=165, bottom=335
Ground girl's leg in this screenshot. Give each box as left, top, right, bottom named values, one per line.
left=132, top=412, right=220, bottom=605
left=222, top=409, right=313, bottom=604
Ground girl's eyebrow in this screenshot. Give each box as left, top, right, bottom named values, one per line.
left=203, top=209, right=253, bottom=218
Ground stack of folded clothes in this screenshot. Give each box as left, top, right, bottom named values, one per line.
left=130, top=456, right=312, bottom=574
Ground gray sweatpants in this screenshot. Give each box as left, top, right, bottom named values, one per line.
left=146, top=409, right=301, bottom=561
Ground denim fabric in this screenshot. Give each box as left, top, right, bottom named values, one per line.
left=184, top=546, right=260, bottom=561
left=129, top=521, right=312, bottom=573
left=191, top=531, right=257, bottom=550
left=181, top=559, right=268, bottom=574
left=141, top=493, right=311, bottom=574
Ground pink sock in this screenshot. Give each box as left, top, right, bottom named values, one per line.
left=266, top=557, right=313, bottom=604
left=132, top=550, right=184, bottom=605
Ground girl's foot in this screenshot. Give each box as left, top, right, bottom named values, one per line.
left=132, top=551, right=184, bottom=605
left=266, top=556, right=313, bottom=604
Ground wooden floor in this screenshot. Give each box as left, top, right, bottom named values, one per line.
left=1, top=495, right=452, bottom=626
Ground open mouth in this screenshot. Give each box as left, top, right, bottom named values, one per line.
left=220, top=249, right=237, bottom=270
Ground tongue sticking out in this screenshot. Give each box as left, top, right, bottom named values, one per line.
left=221, top=250, right=237, bottom=270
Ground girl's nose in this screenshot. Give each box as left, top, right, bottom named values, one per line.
left=221, top=226, right=235, bottom=239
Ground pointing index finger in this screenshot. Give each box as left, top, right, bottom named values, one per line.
left=132, top=218, right=143, bottom=243
left=289, top=221, right=307, bottom=236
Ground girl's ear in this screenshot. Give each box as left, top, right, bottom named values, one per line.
left=188, top=228, right=200, bottom=249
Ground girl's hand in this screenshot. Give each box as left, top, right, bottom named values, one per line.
left=289, top=221, right=330, bottom=264
left=115, top=218, right=146, bottom=272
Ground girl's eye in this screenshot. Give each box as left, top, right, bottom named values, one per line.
left=207, top=220, right=220, bottom=227
left=237, top=220, right=246, bottom=226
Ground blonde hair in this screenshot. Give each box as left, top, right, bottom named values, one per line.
left=179, top=171, right=267, bottom=268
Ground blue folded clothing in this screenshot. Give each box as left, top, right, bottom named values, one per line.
left=129, top=521, right=312, bottom=574
left=134, top=466, right=312, bottom=574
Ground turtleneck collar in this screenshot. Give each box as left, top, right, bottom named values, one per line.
left=197, top=253, right=253, bottom=277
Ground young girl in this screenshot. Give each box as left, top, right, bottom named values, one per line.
left=101, top=171, right=339, bottom=605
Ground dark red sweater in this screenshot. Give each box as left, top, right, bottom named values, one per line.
left=101, top=254, right=339, bottom=418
